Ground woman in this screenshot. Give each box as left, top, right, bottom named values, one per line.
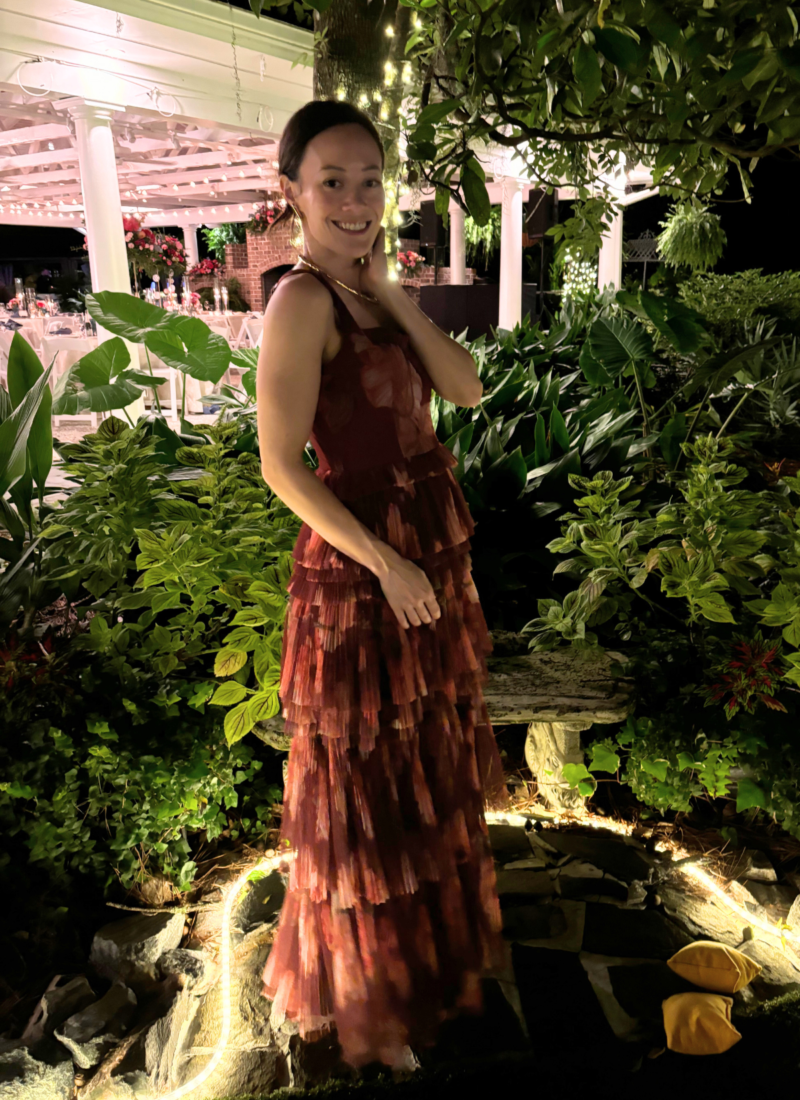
left=256, top=99, right=511, bottom=1078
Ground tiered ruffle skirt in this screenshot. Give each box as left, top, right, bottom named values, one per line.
left=261, top=442, right=512, bottom=1069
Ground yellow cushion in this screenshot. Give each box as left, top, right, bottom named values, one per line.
left=662, top=992, right=742, bottom=1055
left=667, top=940, right=762, bottom=993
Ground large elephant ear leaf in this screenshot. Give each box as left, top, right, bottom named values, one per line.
left=638, top=291, right=707, bottom=355
left=588, top=317, right=654, bottom=374
left=85, top=292, right=171, bottom=342
left=146, top=315, right=231, bottom=384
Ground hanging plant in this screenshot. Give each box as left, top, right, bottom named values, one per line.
left=656, top=200, right=726, bottom=273
left=464, top=205, right=501, bottom=269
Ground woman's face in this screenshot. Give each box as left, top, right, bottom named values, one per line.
left=281, top=123, right=385, bottom=262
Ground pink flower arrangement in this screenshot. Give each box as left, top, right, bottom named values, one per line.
left=247, top=200, right=285, bottom=234
left=159, top=234, right=186, bottom=268
left=397, top=250, right=425, bottom=276
left=186, top=258, right=222, bottom=277
left=7, top=297, right=19, bottom=309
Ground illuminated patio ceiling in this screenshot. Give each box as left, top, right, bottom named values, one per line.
left=0, top=0, right=314, bottom=228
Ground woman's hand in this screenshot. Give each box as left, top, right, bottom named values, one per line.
left=374, top=544, right=442, bottom=630
left=360, top=224, right=391, bottom=298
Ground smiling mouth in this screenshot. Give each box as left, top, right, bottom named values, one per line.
left=332, top=220, right=372, bottom=235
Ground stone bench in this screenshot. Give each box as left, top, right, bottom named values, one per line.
left=253, top=631, right=634, bottom=812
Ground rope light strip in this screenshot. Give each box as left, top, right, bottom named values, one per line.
left=111, top=808, right=797, bottom=1100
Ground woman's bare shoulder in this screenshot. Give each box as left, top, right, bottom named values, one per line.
left=266, top=269, right=335, bottom=324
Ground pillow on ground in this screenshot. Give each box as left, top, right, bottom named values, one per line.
left=667, top=940, right=762, bottom=993
left=662, top=992, right=742, bottom=1055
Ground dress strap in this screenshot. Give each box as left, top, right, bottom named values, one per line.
left=268, top=267, right=354, bottom=333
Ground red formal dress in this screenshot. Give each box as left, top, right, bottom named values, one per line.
left=260, top=266, right=511, bottom=1070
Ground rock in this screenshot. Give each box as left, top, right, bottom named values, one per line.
left=20, top=975, right=97, bottom=1047
left=557, top=876, right=629, bottom=904
left=53, top=982, right=137, bottom=1070
left=495, top=870, right=555, bottom=897
left=742, top=882, right=797, bottom=921
left=730, top=848, right=778, bottom=883
left=787, top=895, right=800, bottom=932
left=231, top=870, right=286, bottom=939
left=59, top=982, right=136, bottom=1043
left=658, top=879, right=765, bottom=947
left=531, top=829, right=657, bottom=884
left=78, top=1025, right=150, bottom=1100
left=583, top=903, right=694, bottom=960
left=502, top=857, right=547, bottom=870
left=502, top=900, right=586, bottom=952
left=488, top=823, right=535, bottom=862
left=89, top=912, right=184, bottom=994
left=0, top=1046, right=73, bottom=1098
left=157, top=949, right=207, bottom=990
left=737, top=938, right=800, bottom=997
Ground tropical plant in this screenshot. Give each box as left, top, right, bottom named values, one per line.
left=677, top=269, right=800, bottom=350
left=393, top=0, right=800, bottom=267
left=657, top=200, right=727, bottom=273
left=201, top=222, right=248, bottom=264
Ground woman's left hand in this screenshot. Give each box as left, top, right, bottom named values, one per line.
left=360, top=225, right=391, bottom=298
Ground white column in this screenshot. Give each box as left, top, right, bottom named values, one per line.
left=60, top=97, right=144, bottom=421
left=448, top=201, right=466, bottom=285
left=597, top=202, right=623, bottom=292
left=184, top=224, right=200, bottom=269
left=498, top=176, right=524, bottom=331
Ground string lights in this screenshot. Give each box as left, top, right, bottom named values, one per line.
left=562, top=249, right=598, bottom=297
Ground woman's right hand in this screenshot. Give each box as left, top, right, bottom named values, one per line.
left=375, top=545, right=442, bottom=629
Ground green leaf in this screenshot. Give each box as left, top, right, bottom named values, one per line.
left=247, top=690, right=281, bottom=723
left=462, top=164, right=491, bottom=227
left=6, top=332, right=52, bottom=492
left=147, top=317, right=231, bottom=384
left=417, top=99, right=460, bottom=127
left=588, top=743, right=620, bottom=774
left=0, top=360, right=54, bottom=497
left=735, top=778, right=767, bottom=813
left=214, top=647, right=248, bottom=676
left=73, top=337, right=130, bottom=387
left=211, top=681, right=249, bottom=706
left=85, top=291, right=173, bottom=342
left=549, top=406, right=571, bottom=452
left=224, top=700, right=256, bottom=746
left=573, top=41, right=602, bottom=108
left=641, top=758, right=669, bottom=782
left=594, top=26, right=645, bottom=72
left=562, top=762, right=592, bottom=787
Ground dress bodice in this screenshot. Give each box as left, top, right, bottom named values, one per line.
left=268, top=267, right=456, bottom=502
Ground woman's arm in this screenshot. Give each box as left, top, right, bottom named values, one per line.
left=255, top=275, right=441, bottom=630
left=376, top=280, right=483, bottom=407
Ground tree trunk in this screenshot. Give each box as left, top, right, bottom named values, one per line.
left=313, top=0, right=411, bottom=262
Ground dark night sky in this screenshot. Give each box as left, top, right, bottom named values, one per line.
left=2, top=150, right=798, bottom=283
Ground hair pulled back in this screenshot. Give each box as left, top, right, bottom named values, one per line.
left=267, top=99, right=385, bottom=237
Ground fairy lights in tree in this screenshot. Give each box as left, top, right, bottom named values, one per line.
left=562, top=249, right=598, bottom=298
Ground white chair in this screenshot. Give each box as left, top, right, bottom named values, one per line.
left=243, top=318, right=263, bottom=349
left=41, top=336, right=98, bottom=428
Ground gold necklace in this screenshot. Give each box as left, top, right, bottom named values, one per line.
left=297, top=254, right=379, bottom=304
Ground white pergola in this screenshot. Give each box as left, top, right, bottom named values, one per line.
left=0, top=0, right=313, bottom=264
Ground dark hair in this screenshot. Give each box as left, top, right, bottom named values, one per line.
left=267, top=99, right=385, bottom=237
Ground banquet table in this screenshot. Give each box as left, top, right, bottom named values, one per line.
left=1, top=308, right=263, bottom=417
